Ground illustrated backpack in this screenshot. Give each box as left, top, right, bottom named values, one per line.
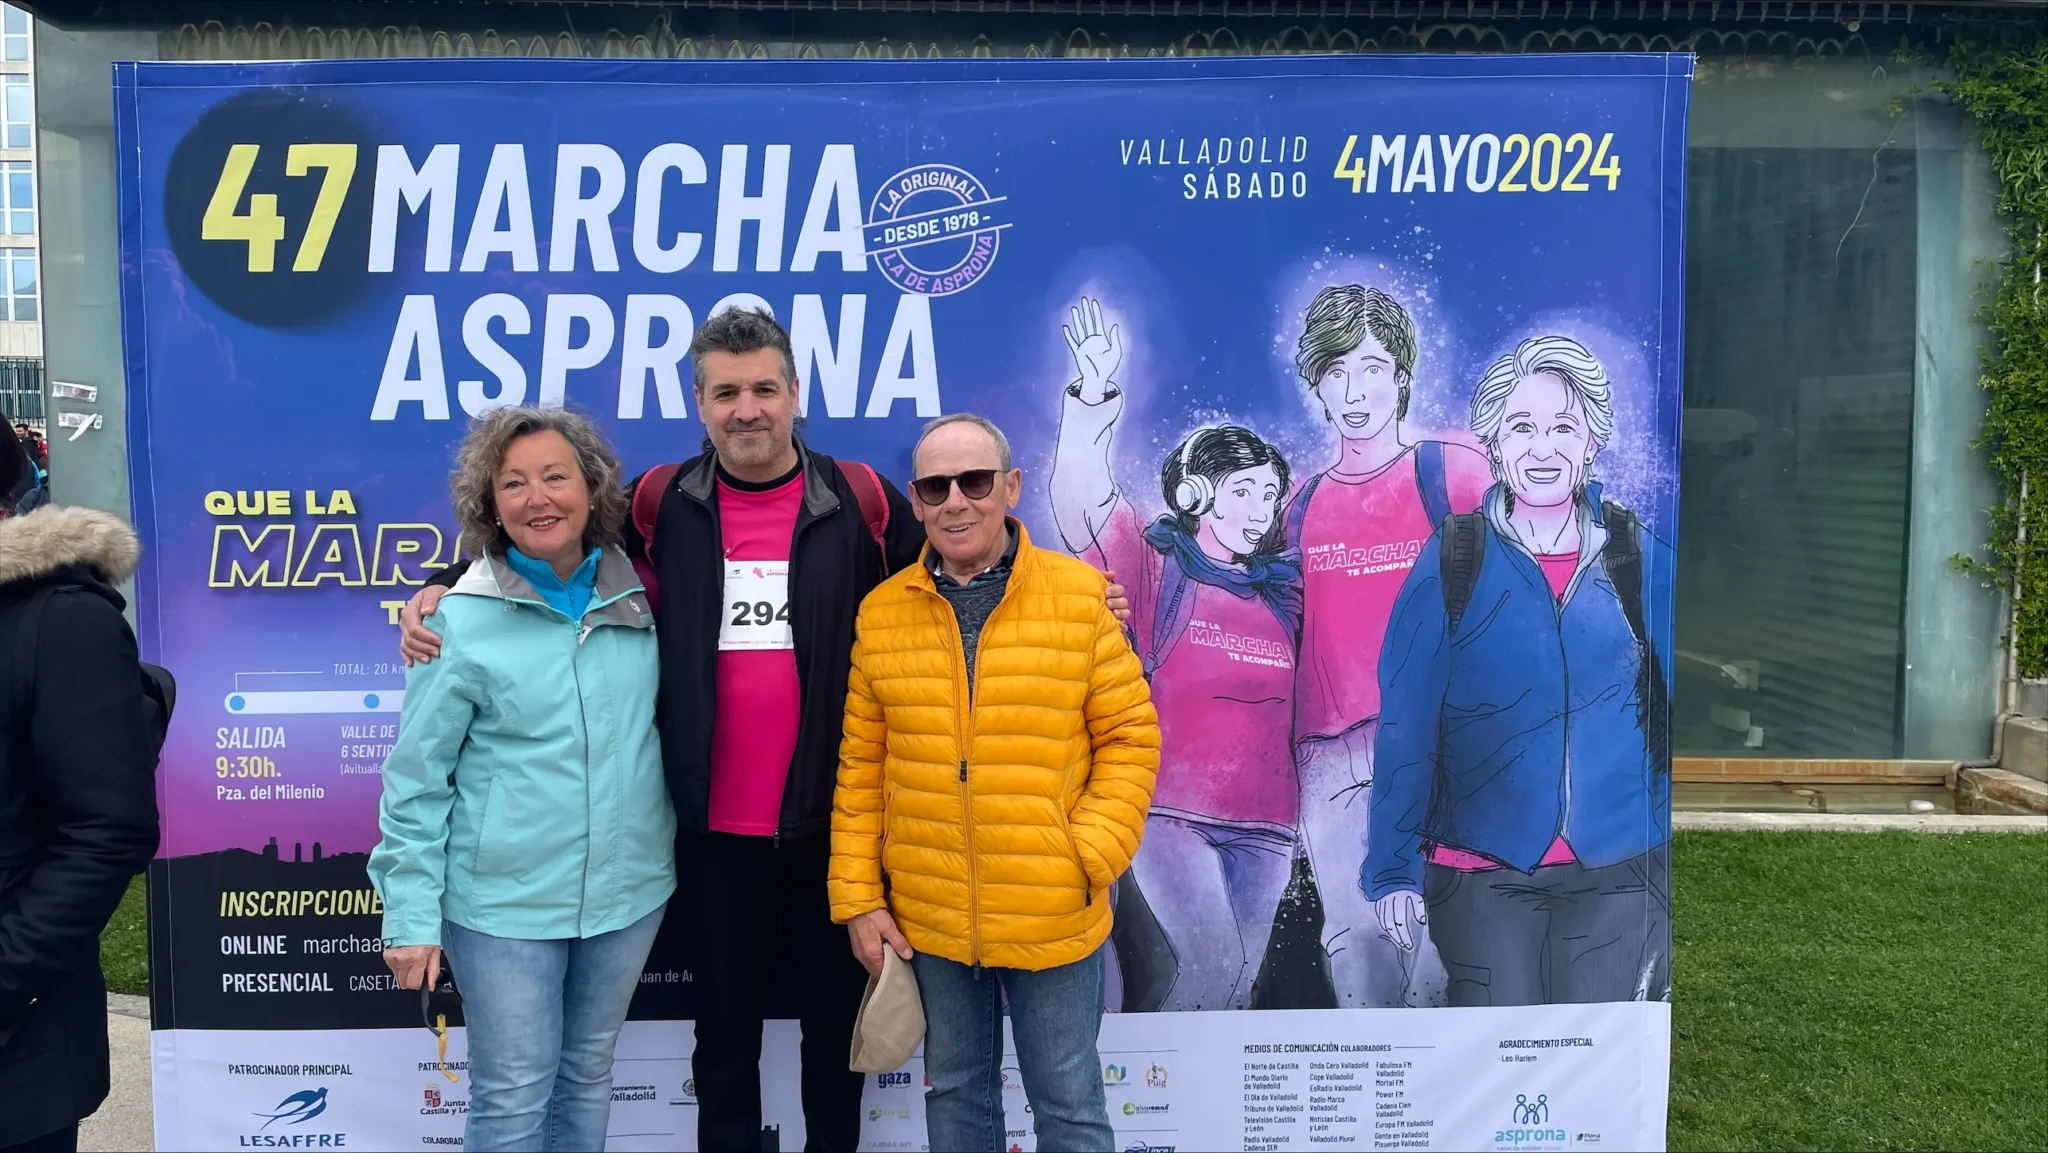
left=1436, top=501, right=1670, bottom=768
left=11, top=584, right=178, bottom=758
left=627, top=457, right=890, bottom=617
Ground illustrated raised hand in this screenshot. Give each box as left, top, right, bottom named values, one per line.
left=1062, top=296, right=1124, bottom=406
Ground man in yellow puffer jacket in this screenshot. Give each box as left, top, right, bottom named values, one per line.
left=830, top=413, right=1159, bottom=1153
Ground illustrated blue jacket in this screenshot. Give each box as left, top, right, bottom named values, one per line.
left=1364, top=486, right=1674, bottom=899
left=369, top=547, right=676, bottom=946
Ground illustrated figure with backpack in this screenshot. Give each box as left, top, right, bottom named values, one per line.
left=1051, top=297, right=1303, bottom=1014
left=1283, top=284, right=1493, bottom=1011
left=0, top=500, right=167, bottom=1153
left=1365, top=334, right=1675, bottom=1008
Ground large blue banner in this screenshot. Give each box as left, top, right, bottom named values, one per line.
left=117, top=54, right=1690, bottom=1151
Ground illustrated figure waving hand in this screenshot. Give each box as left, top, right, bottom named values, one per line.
left=1050, top=296, right=1304, bottom=1012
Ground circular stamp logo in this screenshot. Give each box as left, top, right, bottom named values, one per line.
left=864, top=163, right=1007, bottom=297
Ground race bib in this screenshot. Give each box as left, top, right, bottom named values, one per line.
left=719, top=561, right=793, bottom=651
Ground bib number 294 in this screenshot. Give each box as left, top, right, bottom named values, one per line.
left=730, top=600, right=791, bottom=627
left=719, top=561, right=794, bottom=651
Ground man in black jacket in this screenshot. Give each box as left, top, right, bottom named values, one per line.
left=0, top=502, right=162, bottom=1153
left=400, top=308, right=1124, bottom=1151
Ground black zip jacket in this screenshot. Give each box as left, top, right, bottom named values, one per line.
left=427, top=442, right=923, bottom=840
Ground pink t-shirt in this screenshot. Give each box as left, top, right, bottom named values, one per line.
left=1081, top=502, right=1298, bottom=831
left=1536, top=552, right=1578, bottom=599
left=707, top=471, right=805, bottom=836
left=1427, top=543, right=1582, bottom=872
left=1294, top=445, right=1485, bottom=742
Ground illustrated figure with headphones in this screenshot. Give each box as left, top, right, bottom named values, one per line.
left=1050, top=296, right=1304, bottom=1013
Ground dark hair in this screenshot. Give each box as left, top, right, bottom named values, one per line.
left=1159, top=424, right=1292, bottom=556
left=1294, top=285, right=1419, bottom=420
left=690, top=306, right=797, bottom=394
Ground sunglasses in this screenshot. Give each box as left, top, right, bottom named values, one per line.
left=911, top=469, right=999, bottom=505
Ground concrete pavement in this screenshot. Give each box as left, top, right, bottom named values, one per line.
left=83, top=997, right=151, bottom=1153
left=1673, top=811, right=2048, bottom=833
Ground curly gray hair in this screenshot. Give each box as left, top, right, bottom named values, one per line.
left=450, top=406, right=628, bottom=558
left=1468, top=335, right=1615, bottom=449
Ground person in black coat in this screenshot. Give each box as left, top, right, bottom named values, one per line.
left=0, top=425, right=30, bottom=515
left=0, top=504, right=161, bottom=1153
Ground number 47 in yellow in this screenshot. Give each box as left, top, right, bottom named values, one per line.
left=201, top=143, right=358, bottom=273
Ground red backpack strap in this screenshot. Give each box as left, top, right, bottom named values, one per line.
left=628, top=463, right=682, bottom=616
left=835, top=459, right=891, bottom=566
left=630, top=463, right=683, bottom=549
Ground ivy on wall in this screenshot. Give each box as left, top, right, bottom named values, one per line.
left=1942, top=26, right=2048, bottom=679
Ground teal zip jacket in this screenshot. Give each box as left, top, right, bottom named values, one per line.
left=369, top=546, right=676, bottom=947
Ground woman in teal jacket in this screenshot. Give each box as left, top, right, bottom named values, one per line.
left=370, top=406, right=675, bottom=1153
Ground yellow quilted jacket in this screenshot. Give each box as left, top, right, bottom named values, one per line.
left=828, top=522, right=1161, bottom=971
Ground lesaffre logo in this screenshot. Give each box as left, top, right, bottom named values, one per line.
left=1494, top=1093, right=1567, bottom=1150
left=241, top=1087, right=346, bottom=1148
left=255, top=1089, right=328, bottom=1129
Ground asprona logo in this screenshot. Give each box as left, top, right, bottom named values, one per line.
left=1494, top=1093, right=1566, bottom=1150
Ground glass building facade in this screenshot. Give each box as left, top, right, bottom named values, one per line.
left=17, top=0, right=2016, bottom=762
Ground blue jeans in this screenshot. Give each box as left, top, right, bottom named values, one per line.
left=441, top=904, right=666, bottom=1152
left=913, top=946, right=1113, bottom=1153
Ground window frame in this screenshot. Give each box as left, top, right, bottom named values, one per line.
left=2, top=74, right=31, bottom=150
left=0, top=5, right=28, bottom=64
left=0, top=246, right=39, bottom=321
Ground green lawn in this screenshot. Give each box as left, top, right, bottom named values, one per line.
left=101, top=874, right=148, bottom=998
left=1671, top=831, right=2048, bottom=1152
left=98, top=831, right=2048, bottom=1150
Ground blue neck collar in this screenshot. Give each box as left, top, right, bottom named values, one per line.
left=504, top=546, right=602, bottom=618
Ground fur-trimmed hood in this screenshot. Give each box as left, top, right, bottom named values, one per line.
left=0, top=505, right=142, bottom=586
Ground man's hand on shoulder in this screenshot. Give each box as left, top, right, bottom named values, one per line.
left=1103, top=569, right=1130, bottom=624
left=399, top=586, right=449, bottom=666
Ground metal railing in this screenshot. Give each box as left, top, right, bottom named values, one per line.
left=0, top=355, right=43, bottom=425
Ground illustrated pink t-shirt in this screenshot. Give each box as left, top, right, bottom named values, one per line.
left=1428, top=545, right=1581, bottom=872
left=1080, top=502, right=1298, bottom=831
left=1294, top=445, right=1486, bottom=742
left=706, top=470, right=805, bottom=836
